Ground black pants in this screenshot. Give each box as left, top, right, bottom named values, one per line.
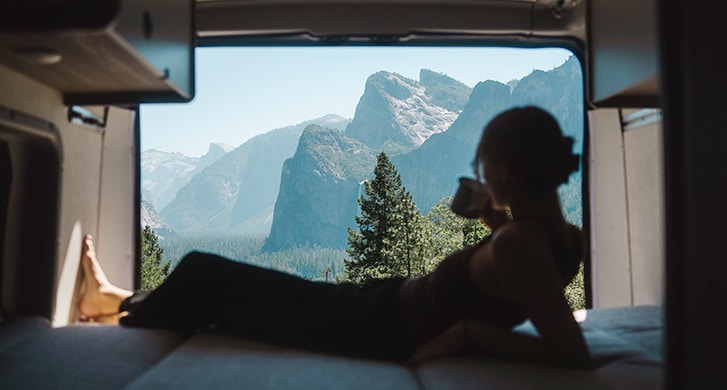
left=119, top=252, right=411, bottom=362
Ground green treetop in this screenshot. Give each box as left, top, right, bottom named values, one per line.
left=140, top=225, right=170, bottom=290
left=345, top=152, right=429, bottom=284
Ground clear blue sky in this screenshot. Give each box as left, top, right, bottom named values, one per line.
left=140, top=46, right=574, bottom=157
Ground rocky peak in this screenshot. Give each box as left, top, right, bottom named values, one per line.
left=419, top=69, right=472, bottom=112
left=345, top=71, right=459, bottom=154
left=197, top=142, right=233, bottom=172
left=140, top=200, right=175, bottom=238
left=296, top=125, right=373, bottom=181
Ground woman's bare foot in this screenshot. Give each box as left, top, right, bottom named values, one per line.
left=78, top=234, right=133, bottom=324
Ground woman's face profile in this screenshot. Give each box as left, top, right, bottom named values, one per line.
left=478, top=152, right=508, bottom=210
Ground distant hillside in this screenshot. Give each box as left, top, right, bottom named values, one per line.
left=140, top=200, right=175, bottom=238
left=160, top=115, right=350, bottom=235
left=141, top=143, right=232, bottom=211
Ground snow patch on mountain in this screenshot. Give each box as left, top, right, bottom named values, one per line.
left=345, top=71, right=460, bottom=152
left=382, top=73, right=458, bottom=146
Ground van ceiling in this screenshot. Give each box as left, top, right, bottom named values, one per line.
left=0, top=0, right=585, bottom=104
left=196, top=0, right=586, bottom=44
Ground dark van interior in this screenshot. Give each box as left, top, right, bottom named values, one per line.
left=0, top=0, right=724, bottom=388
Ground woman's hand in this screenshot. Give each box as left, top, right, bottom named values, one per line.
left=479, top=196, right=509, bottom=230
left=406, top=321, right=467, bottom=366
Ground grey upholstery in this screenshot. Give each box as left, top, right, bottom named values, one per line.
left=127, top=335, right=420, bottom=390
left=0, top=322, right=185, bottom=389
left=0, top=315, right=50, bottom=354
left=0, top=306, right=663, bottom=389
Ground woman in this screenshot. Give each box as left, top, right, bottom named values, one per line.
left=78, top=106, right=589, bottom=366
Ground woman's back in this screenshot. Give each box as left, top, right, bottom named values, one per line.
left=399, top=238, right=526, bottom=349
left=400, top=219, right=581, bottom=349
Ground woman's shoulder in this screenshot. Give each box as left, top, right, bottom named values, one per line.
left=488, top=221, right=556, bottom=267
left=495, top=220, right=581, bottom=247
left=493, top=221, right=552, bottom=246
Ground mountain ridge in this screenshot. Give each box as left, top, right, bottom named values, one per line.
left=266, top=57, right=583, bottom=250
left=147, top=57, right=584, bottom=252
left=157, top=114, right=350, bottom=235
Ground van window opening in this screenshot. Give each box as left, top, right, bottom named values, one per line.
left=139, top=46, right=584, bottom=308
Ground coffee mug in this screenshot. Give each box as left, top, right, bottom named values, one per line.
left=450, top=177, right=490, bottom=219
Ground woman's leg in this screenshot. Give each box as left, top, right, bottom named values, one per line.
left=77, top=235, right=409, bottom=359
left=134, top=255, right=411, bottom=361
left=77, top=235, right=133, bottom=323
left=119, top=250, right=337, bottom=334
left=77, top=233, right=325, bottom=329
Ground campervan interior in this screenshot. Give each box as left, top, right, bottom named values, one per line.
left=0, top=0, right=724, bottom=389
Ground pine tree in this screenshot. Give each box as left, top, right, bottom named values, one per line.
left=389, top=195, right=432, bottom=277
left=426, top=196, right=491, bottom=265
left=345, top=152, right=427, bottom=284
left=462, top=218, right=490, bottom=249
left=140, top=225, right=170, bottom=290
left=427, top=197, right=466, bottom=262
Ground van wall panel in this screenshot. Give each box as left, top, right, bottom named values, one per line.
left=588, top=109, right=632, bottom=308
left=51, top=119, right=104, bottom=325
left=96, top=107, right=136, bottom=292
left=623, top=120, right=665, bottom=305
left=0, top=63, right=105, bottom=320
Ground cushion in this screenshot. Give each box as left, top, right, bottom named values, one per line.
left=414, top=305, right=664, bottom=389
left=0, top=316, right=50, bottom=354
left=0, top=324, right=186, bottom=389
left=126, top=333, right=420, bottom=390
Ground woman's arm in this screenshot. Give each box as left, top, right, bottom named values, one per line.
left=490, top=225, right=590, bottom=364
left=407, top=319, right=590, bottom=368
left=463, top=319, right=590, bottom=367
left=407, top=224, right=590, bottom=366
left=406, top=321, right=468, bottom=365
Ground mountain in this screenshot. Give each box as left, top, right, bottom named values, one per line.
left=264, top=79, right=513, bottom=250
left=140, top=200, right=175, bottom=238
left=418, top=69, right=472, bottom=112
left=155, top=57, right=583, bottom=251
left=160, top=115, right=350, bottom=235
left=344, top=71, right=464, bottom=154
left=141, top=150, right=197, bottom=211
left=510, top=56, right=584, bottom=150
left=151, top=70, right=476, bottom=244
left=266, top=57, right=584, bottom=249
left=141, top=143, right=232, bottom=211
left=262, top=125, right=376, bottom=251
left=393, top=79, right=514, bottom=212
left=197, top=143, right=233, bottom=172
left=401, top=56, right=583, bottom=215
